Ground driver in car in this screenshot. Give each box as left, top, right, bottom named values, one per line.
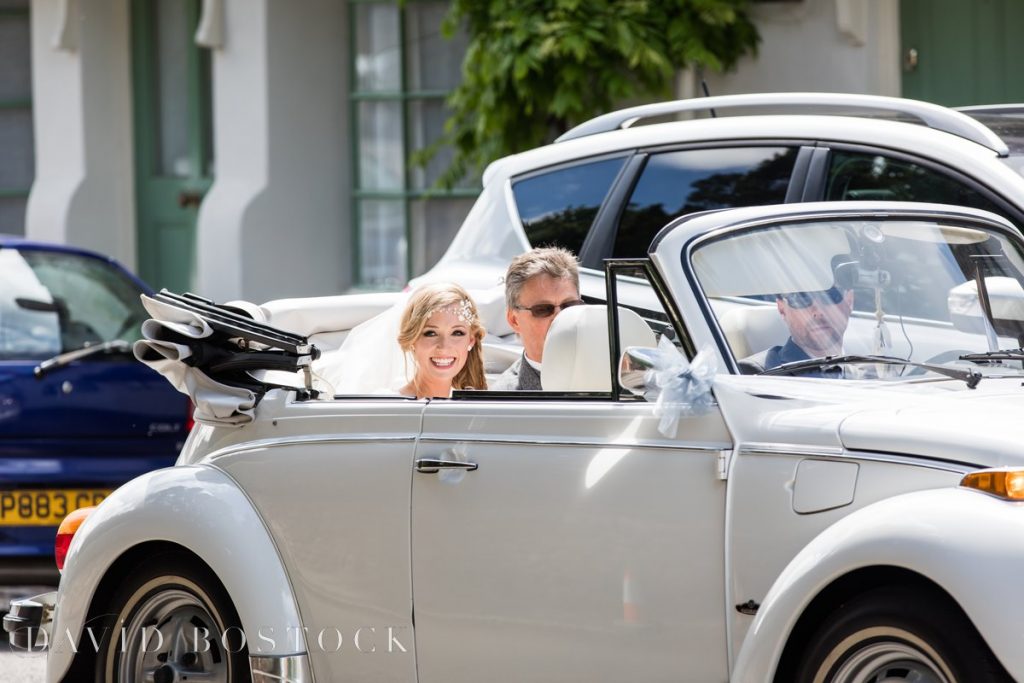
left=741, top=284, right=855, bottom=373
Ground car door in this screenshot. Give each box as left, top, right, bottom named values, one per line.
left=410, top=279, right=734, bottom=682
left=213, top=395, right=425, bottom=682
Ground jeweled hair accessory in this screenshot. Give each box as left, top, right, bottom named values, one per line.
left=431, top=298, right=477, bottom=325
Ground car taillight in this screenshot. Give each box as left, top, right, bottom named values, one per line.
left=55, top=507, right=95, bottom=572
left=186, top=398, right=195, bottom=432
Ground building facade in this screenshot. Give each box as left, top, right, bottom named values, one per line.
left=7, top=0, right=1024, bottom=301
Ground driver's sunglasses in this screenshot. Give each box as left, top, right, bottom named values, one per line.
left=514, top=299, right=585, bottom=318
left=780, top=287, right=846, bottom=309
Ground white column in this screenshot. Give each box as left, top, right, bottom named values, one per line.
left=26, top=0, right=136, bottom=268
left=196, top=0, right=349, bottom=303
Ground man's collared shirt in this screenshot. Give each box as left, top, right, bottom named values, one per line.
left=741, top=338, right=843, bottom=377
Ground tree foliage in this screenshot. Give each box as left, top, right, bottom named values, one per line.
left=420, top=0, right=760, bottom=188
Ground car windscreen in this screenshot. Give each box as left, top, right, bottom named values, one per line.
left=690, top=216, right=1024, bottom=378
left=0, top=248, right=147, bottom=359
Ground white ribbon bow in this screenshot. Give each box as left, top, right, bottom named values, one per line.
left=644, top=336, right=718, bottom=437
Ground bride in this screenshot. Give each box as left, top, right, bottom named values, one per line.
left=315, top=282, right=488, bottom=397
left=395, top=283, right=487, bottom=397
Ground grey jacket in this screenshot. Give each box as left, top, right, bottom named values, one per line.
left=491, top=353, right=542, bottom=390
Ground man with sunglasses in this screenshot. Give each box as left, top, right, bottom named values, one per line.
left=742, top=284, right=855, bottom=373
left=492, top=247, right=583, bottom=390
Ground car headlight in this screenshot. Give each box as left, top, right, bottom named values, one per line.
left=960, top=468, right=1024, bottom=501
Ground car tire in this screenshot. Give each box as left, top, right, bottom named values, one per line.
left=795, top=585, right=1010, bottom=683
left=94, top=551, right=250, bottom=683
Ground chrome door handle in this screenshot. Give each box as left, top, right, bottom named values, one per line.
left=415, top=458, right=478, bottom=474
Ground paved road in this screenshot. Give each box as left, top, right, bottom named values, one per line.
left=0, top=586, right=52, bottom=683
left=0, top=639, right=46, bottom=682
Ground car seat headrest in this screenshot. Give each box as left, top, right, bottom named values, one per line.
left=541, top=304, right=657, bottom=392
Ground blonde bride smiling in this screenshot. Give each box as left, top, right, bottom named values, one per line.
left=396, top=283, right=487, bottom=398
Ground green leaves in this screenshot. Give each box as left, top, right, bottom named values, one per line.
left=421, top=0, right=759, bottom=189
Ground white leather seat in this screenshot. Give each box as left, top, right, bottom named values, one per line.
left=717, top=303, right=788, bottom=359
left=541, top=305, right=657, bottom=392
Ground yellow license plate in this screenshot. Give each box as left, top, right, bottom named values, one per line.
left=0, top=490, right=113, bottom=526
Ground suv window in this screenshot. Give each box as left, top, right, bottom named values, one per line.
left=613, top=146, right=799, bottom=259
left=512, top=157, right=626, bottom=255
left=825, top=150, right=1006, bottom=214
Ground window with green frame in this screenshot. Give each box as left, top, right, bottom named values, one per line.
left=0, top=0, right=34, bottom=236
left=350, top=0, right=479, bottom=290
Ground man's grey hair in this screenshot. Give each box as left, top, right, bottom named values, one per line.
left=504, top=247, right=580, bottom=311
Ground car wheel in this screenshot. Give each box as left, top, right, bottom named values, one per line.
left=95, top=552, right=250, bottom=683
left=795, top=586, right=1010, bottom=683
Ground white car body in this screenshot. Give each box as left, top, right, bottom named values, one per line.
left=27, top=200, right=1024, bottom=682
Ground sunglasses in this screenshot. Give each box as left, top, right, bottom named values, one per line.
left=514, top=299, right=585, bottom=318
left=780, top=287, right=847, bottom=309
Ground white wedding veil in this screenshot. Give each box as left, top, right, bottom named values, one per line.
left=313, top=292, right=412, bottom=394
left=312, top=284, right=513, bottom=396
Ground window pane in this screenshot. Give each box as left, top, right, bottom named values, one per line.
left=0, top=195, right=26, bottom=235
left=613, top=268, right=674, bottom=338
left=405, top=2, right=467, bottom=92
left=407, top=99, right=475, bottom=190
left=0, top=13, right=31, bottom=101
left=410, top=197, right=474, bottom=275
left=355, top=3, right=401, bottom=92
left=154, top=0, right=190, bottom=177
left=0, top=108, right=34, bottom=189
left=359, top=200, right=407, bottom=289
left=357, top=100, right=404, bottom=190
left=615, top=147, right=798, bottom=259
left=198, top=48, right=214, bottom=178
left=825, top=150, right=1006, bottom=214
left=512, top=157, right=626, bottom=255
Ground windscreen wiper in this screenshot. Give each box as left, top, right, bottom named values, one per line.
left=34, top=340, right=132, bottom=379
left=959, top=349, right=1024, bottom=362
left=760, top=354, right=982, bottom=389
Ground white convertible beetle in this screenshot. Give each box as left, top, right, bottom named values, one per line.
left=9, top=201, right=1024, bottom=683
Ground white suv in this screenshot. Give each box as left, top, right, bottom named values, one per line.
left=412, top=93, right=1024, bottom=310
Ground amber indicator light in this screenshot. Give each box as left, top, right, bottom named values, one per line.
left=960, top=469, right=1024, bottom=501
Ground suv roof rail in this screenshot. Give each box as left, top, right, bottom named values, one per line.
left=956, top=103, right=1024, bottom=116
left=555, top=92, right=1009, bottom=155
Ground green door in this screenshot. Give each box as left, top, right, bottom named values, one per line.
left=131, top=0, right=213, bottom=292
left=901, top=0, right=1024, bottom=106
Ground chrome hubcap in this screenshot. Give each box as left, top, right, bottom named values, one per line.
left=831, top=642, right=952, bottom=683
left=118, top=588, right=231, bottom=683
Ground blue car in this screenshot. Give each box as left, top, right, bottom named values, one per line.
left=0, top=236, right=188, bottom=583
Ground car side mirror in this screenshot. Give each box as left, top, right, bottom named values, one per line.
left=15, top=297, right=63, bottom=315
left=617, top=339, right=718, bottom=438
left=618, top=346, right=660, bottom=396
